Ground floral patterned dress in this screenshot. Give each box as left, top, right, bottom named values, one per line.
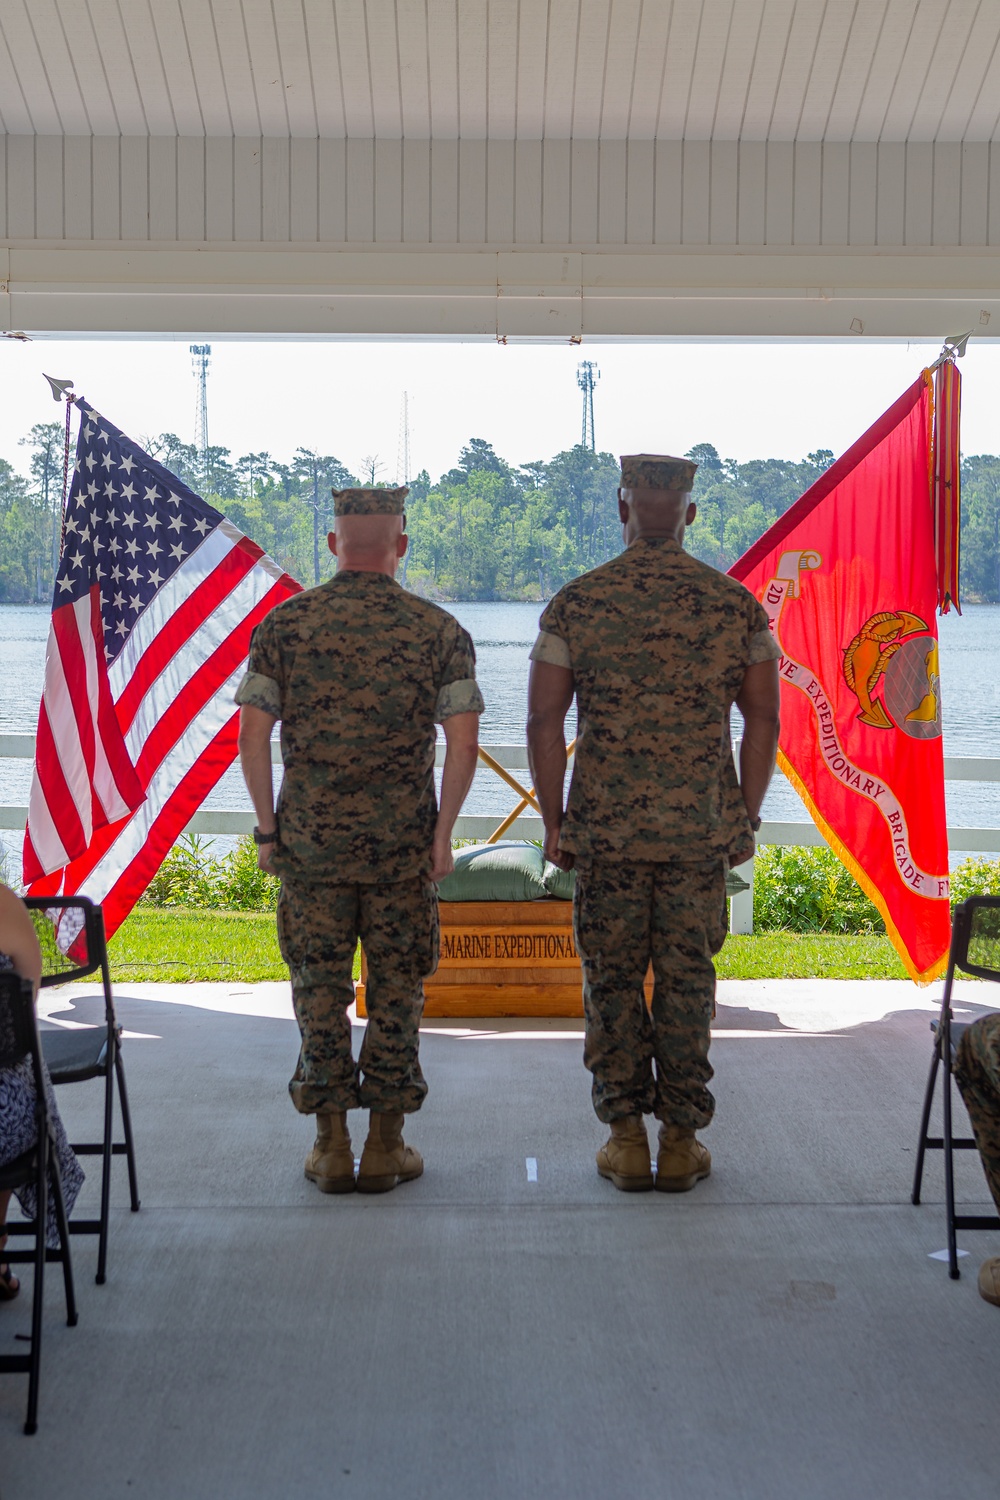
left=0, top=953, right=84, bottom=1243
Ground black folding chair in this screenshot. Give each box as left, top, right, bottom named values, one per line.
left=912, top=895, right=1000, bottom=1278
left=16, top=897, right=140, bottom=1285
left=0, top=970, right=78, bottom=1434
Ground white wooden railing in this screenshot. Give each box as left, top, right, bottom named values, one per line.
left=3, top=733, right=1000, bottom=935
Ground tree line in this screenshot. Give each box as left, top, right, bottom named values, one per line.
left=4, top=422, right=1000, bottom=604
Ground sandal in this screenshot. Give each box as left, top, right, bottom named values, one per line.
left=0, top=1228, right=19, bottom=1302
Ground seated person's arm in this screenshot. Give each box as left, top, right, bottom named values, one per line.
left=0, top=882, right=43, bottom=997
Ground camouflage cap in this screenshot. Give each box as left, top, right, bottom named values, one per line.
left=619, top=454, right=698, bottom=493
left=332, top=486, right=409, bottom=516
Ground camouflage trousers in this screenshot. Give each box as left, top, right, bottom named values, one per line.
left=276, top=874, right=439, bottom=1116
left=955, top=1013, right=1000, bottom=1215
left=573, top=857, right=728, bottom=1130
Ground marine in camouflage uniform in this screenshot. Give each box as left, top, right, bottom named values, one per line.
left=236, top=484, right=483, bottom=1193
left=955, top=1014, right=1000, bottom=1306
left=527, top=453, right=781, bottom=1192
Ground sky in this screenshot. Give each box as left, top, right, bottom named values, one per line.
left=3, top=336, right=1000, bottom=484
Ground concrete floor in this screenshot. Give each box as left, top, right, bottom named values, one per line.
left=2, top=977, right=999, bottom=1499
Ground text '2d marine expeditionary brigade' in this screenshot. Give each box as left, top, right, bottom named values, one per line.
left=527, top=453, right=781, bottom=1194
left=730, top=363, right=959, bottom=986
left=235, top=483, right=483, bottom=1195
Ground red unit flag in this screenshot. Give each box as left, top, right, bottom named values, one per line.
left=730, top=373, right=950, bottom=984
left=23, top=400, right=301, bottom=938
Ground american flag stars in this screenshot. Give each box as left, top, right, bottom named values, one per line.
left=54, top=400, right=226, bottom=665
left=24, top=398, right=301, bottom=929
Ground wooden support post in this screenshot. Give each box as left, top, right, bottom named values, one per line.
left=729, top=853, right=755, bottom=934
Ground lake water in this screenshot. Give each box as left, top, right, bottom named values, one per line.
left=2, top=599, right=999, bottom=871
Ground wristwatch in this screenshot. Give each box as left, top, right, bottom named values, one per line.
left=748, top=814, right=762, bottom=833
left=253, top=826, right=278, bottom=845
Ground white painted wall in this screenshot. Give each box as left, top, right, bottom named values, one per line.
left=3, top=136, right=1000, bottom=338
left=3, top=136, right=998, bottom=248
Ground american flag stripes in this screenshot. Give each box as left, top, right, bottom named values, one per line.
left=23, top=400, right=300, bottom=938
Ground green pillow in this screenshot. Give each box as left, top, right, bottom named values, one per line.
left=540, top=863, right=749, bottom=900
left=437, top=842, right=548, bottom=902
left=543, top=861, right=576, bottom=900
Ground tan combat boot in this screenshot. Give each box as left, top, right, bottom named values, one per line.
left=356, top=1111, right=424, bottom=1194
left=596, top=1115, right=654, bottom=1192
left=979, top=1257, right=1000, bottom=1307
left=304, top=1111, right=356, bottom=1194
left=655, top=1123, right=711, bottom=1193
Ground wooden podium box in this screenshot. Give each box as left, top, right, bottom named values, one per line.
left=355, top=899, right=653, bottom=1019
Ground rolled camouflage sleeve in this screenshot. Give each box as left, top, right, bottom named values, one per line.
left=531, top=595, right=573, bottom=669
left=746, top=598, right=780, bottom=665
left=235, top=671, right=282, bottom=715
left=435, top=624, right=485, bottom=722
left=748, top=627, right=780, bottom=665
left=529, top=630, right=572, bottom=669
left=234, top=615, right=284, bottom=718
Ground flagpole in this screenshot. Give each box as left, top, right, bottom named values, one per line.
left=925, top=334, right=969, bottom=615
left=926, top=330, right=973, bottom=372
left=43, top=374, right=77, bottom=567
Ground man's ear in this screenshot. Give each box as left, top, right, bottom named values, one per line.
left=617, top=490, right=629, bottom=523
left=686, top=501, right=697, bottom=525
left=397, top=531, right=408, bottom=557
left=328, top=530, right=338, bottom=556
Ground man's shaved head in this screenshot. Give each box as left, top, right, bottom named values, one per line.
left=334, top=512, right=403, bottom=548
left=618, top=486, right=697, bottom=545
left=328, top=512, right=407, bottom=574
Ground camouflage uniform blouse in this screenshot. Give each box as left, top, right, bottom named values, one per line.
left=235, top=572, right=484, bottom=882
left=531, top=537, right=779, bottom=865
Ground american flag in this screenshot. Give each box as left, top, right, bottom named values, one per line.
left=23, top=400, right=300, bottom=937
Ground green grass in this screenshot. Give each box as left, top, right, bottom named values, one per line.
left=107, top=910, right=289, bottom=982
left=716, top=932, right=909, bottom=980
left=105, top=910, right=912, bottom=983
left=107, top=911, right=365, bottom=983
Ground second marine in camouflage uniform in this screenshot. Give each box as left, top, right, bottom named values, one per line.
left=237, top=484, right=482, bottom=1193
left=955, top=1014, right=1000, bottom=1307
left=527, top=453, right=781, bottom=1192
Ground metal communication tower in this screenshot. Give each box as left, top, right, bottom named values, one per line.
left=577, top=360, right=600, bottom=450
left=396, top=391, right=411, bottom=484
left=190, top=344, right=211, bottom=479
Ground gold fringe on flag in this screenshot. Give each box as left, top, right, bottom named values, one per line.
left=930, top=357, right=962, bottom=615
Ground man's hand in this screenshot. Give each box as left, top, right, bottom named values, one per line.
left=543, top=822, right=574, bottom=872
left=430, top=830, right=455, bottom=884
left=239, top=704, right=280, bottom=874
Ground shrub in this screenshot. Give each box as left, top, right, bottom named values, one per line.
left=753, top=847, right=1000, bottom=935
left=140, top=834, right=279, bottom=912
left=950, top=856, right=1000, bottom=905
left=136, top=837, right=1000, bottom=929
left=141, top=834, right=222, bottom=908
left=0, top=844, right=20, bottom=894
left=216, top=834, right=281, bottom=911
left=753, top=845, right=885, bottom=934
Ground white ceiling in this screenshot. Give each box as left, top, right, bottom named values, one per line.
left=3, top=0, right=1000, bottom=142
